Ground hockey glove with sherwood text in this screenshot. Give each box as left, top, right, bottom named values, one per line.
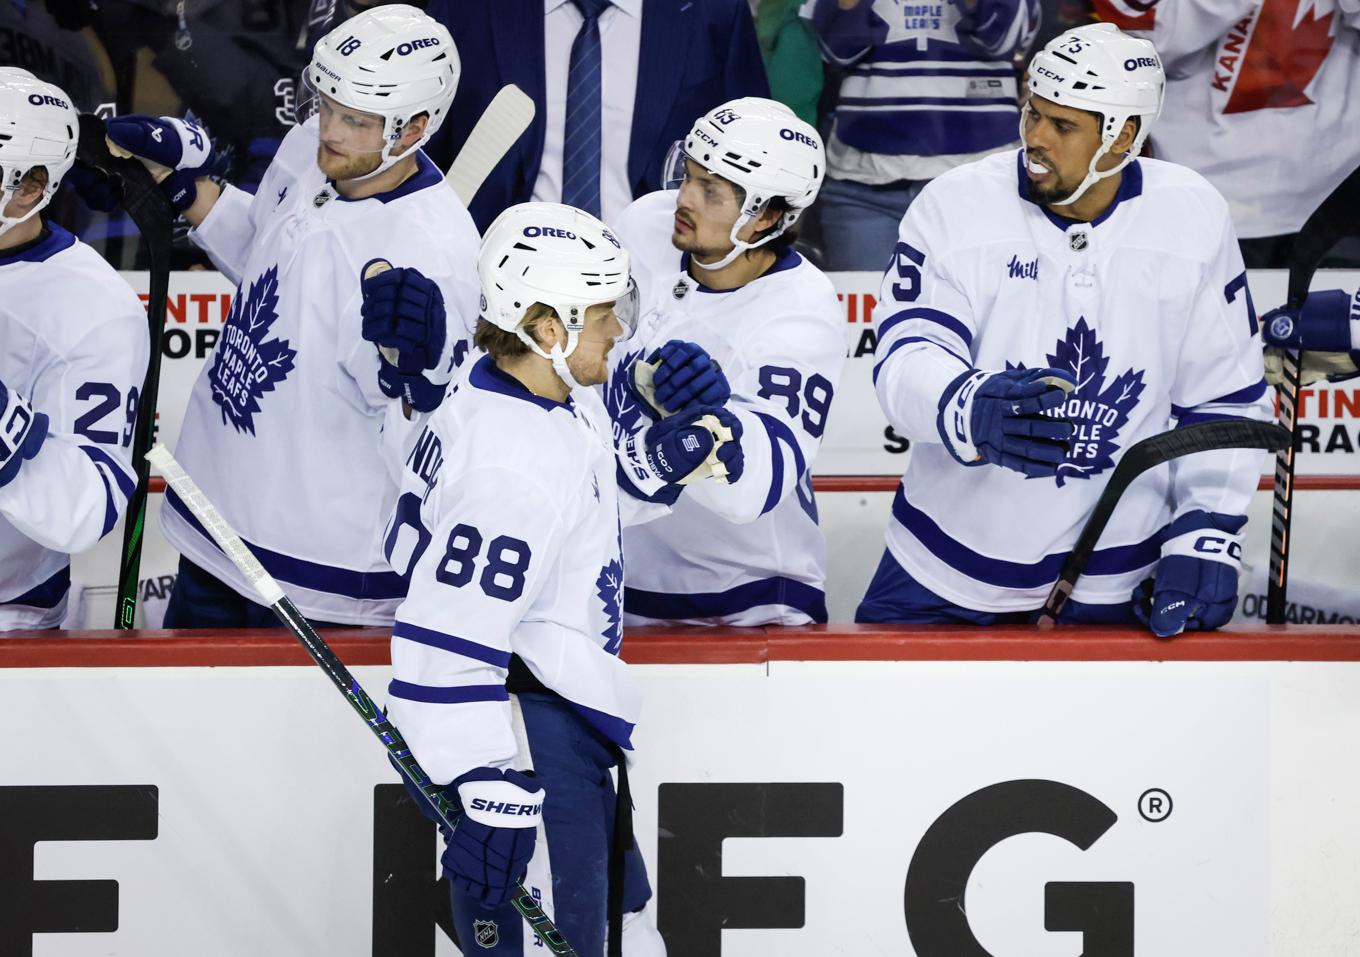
left=937, top=367, right=1075, bottom=478
left=441, top=766, right=543, bottom=906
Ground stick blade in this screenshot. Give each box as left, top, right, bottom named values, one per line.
left=445, top=84, right=536, bottom=206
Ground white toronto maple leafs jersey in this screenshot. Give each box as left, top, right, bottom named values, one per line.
left=872, top=149, right=1273, bottom=612
left=606, top=189, right=846, bottom=626
left=1094, top=0, right=1360, bottom=237
left=383, top=355, right=659, bottom=785
left=159, top=119, right=481, bottom=625
left=0, top=226, right=149, bottom=630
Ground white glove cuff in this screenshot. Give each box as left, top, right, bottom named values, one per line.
left=457, top=778, right=544, bottom=829
left=1161, top=528, right=1244, bottom=570
left=940, top=370, right=988, bottom=464
left=620, top=431, right=668, bottom=495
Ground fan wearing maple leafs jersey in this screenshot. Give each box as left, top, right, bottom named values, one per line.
left=131, top=9, right=481, bottom=627
left=606, top=100, right=845, bottom=627
left=1092, top=0, right=1360, bottom=262
left=859, top=24, right=1273, bottom=636
left=0, top=72, right=149, bottom=631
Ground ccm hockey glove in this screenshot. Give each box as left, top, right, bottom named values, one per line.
left=1133, top=511, right=1246, bottom=638
left=937, top=367, right=1075, bottom=478
left=0, top=378, right=48, bottom=489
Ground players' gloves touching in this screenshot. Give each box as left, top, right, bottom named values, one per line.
left=620, top=406, right=744, bottom=498
left=103, top=114, right=216, bottom=213
left=442, top=767, right=543, bottom=906
left=937, top=367, right=1075, bottom=478
left=629, top=340, right=730, bottom=418
left=1261, top=288, right=1360, bottom=386
left=0, top=378, right=49, bottom=489
left=360, top=263, right=452, bottom=413
left=1132, top=511, right=1246, bottom=639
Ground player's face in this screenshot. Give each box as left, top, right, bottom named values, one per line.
left=672, top=159, right=745, bottom=259
left=1, top=167, right=46, bottom=219
left=565, top=302, right=625, bottom=386
left=315, top=95, right=388, bottom=181
left=1021, top=97, right=1104, bottom=204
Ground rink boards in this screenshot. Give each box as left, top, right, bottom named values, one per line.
left=1, top=626, right=1358, bottom=956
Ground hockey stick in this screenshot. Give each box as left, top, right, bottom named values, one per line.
left=75, top=114, right=175, bottom=629
left=1036, top=419, right=1289, bottom=627
left=445, top=84, right=535, bottom=206
left=1266, top=164, right=1360, bottom=624
left=144, top=445, right=578, bottom=956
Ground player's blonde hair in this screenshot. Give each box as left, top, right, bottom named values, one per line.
left=473, top=302, right=559, bottom=359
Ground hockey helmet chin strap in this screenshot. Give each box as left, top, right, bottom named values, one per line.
left=1043, top=141, right=1135, bottom=209
left=689, top=191, right=787, bottom=272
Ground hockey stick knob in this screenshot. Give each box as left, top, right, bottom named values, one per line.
left=362, top=259, right=401, bottom=365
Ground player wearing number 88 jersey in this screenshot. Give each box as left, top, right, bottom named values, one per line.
left=605, top=97, right=845, bottom=626
left=0, top=70, right=149, bottom=630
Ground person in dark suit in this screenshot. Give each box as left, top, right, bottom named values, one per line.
left=425, top=0, right=770, bottom=231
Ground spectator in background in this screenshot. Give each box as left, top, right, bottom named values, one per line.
left=1093, top=0, right=1360, bottom=267
left=423, top=0, right=770, bottom=231
left=804, top=0, right=1041, bottom=271
left=754, top=0, right=824, bottom=125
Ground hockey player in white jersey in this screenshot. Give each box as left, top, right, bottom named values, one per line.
left=606, top=97, right=845, bottom=626
left=0, top=70, right=149, bottom=631
left=858, top=23, right=1273, bottom=637
left=383, top=203, right=736, bottom=955
left=103, top=5, right=482, bottom=627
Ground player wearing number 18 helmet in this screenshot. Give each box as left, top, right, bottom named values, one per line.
left=106, top=5, right=483, bottom=628
left=605, top=96, right=845, bottom=626
left=382, top=202, right=723, bottom=955
left=0, top=69, right=149, bottom=630
left=858, top=23, right=1272, bottom=637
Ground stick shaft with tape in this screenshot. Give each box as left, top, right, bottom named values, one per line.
left=445, top=84, right=536, bottom=206
left=144, top=446, right=578, bottom=955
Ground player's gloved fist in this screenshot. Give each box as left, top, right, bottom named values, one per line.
left=63, top=162, right=122, bottom=213
left=1132, top=511, right=1246, bottom=638
left=646, top=340, right=730, bottom=414
left=0, top=378, right=49, bottom=489
left=1261, top=288, right=1360, bottom=386
left=442, top=767, right=543, bottom=906
left=937, top=367, right=1075, bottom=478
left=360, top=262, right=448, bottom=374
left=104, top=114, right=215, bottom=212
left=376, top=356, right=452, bottom=413
left=644, top=407, right=743, bottom=485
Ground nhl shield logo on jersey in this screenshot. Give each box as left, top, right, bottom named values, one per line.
left=1015, top=316, right=1145, bottom=487
left=472, top=918, right=498, bottom=948
left=208, top=265, right=298, bottom=435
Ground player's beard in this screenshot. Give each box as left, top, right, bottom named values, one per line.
left=566, top=338, right=613, bottom=386
left=316, top=144, right=383, bottom=183
left=1029, top=175, right=1077, bottom=205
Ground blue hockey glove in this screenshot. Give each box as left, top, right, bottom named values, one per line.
left=647, top=340, right=730, bottom=414
left=442, top=766, right=543, bottom=906
left=104, top=114, right=216, bottom=212
left=1133, top=511, right=1246, bottom=638
left=937, top=367, right=1075, bottom=478
left=0, top=379, right=49, bottom=489
left=1261, top=288, right=1360, bottom=386
left=619, top=406, right=743, bottom=495
left=376, top=356, right=451, bottom=413
left=360, top=263, right=448, bottom=374
left=63, top=162, right=122, bottom=213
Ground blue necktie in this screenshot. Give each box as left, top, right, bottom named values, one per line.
left=561, top=0, right=610, bottom=217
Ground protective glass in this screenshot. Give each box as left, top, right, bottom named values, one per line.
left=661, top=139, right=687, bottom=190
left=612, top=277, right=640, bottom=341
left=295, top=72, right=388, bottom=154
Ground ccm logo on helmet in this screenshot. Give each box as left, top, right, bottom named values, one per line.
left=780, top=128, right=817, bottom=147
left=1124, top=56, right=1158, bottom=70
left=396, top=37, right=440, bottom=55
left=1034, top=65, right=1064, bottom=82
left=27, top=93, right=69, bottom=108
left=523, top=226, right=577, bottom=240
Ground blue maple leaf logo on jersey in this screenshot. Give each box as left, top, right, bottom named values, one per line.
left=596, top=557, right=623, bottom=654
left=1013, top=316, right=1146, bottom=487
left=208, top=266, right=297, bottom=435
left=604, top=347, right=646, bottom=443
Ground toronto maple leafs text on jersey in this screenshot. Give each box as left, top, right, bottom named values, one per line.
left=158, top=119, right=481, bottom=625
left=606, top=190, right=846, bottom=626
left=1094, top=0, right=1360, bottom=238
left=0, top=226, right=149, bottom=630
left=871, top=149, right=1273, bottom=612
left=382, top=356, right=659, bottom=785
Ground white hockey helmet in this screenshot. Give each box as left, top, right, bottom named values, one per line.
left=0, top=68, right=79, bottom=238
left=300, top=3, right=459, bottom=180
left=666, top=96, right=825, bottom=270
left=1024, top=22, right=1164, bottom=207
left=479, top=202, right=637, bottom=376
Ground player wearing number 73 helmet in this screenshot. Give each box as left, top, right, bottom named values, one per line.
left=606, top=97, right=845, bottom=626
left=859, top=23, right=1273, bottom=637
left=0, top=69, right=149, bottom=631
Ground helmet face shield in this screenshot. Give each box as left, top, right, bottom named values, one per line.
left=611, top=277, right=640, bottom=342
left=296, top=73, right=390, bottom=155
left=661, top=139, right=686, bottom=191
